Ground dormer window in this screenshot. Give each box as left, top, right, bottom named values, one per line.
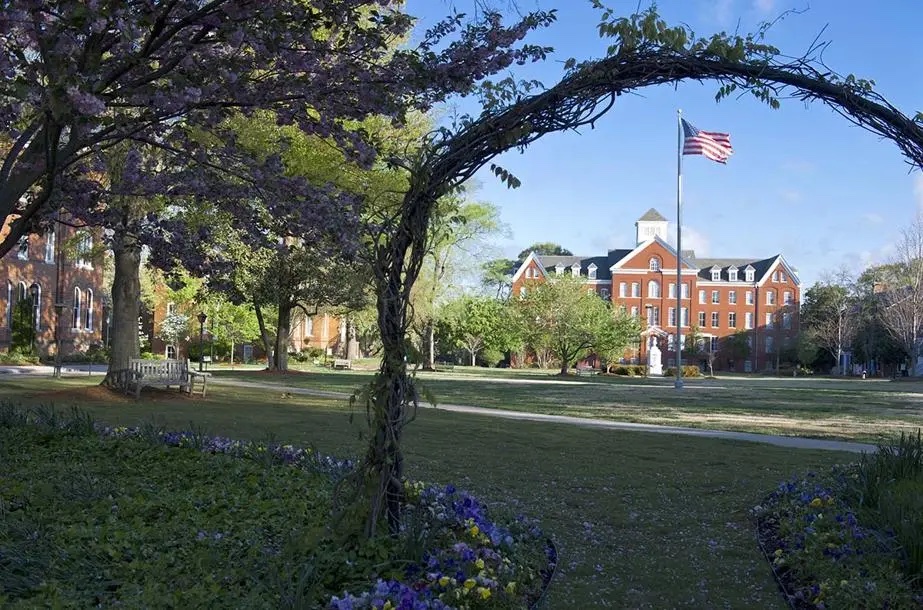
left=555, top=263, right=564, bottom=276
left=745, top=266, right=755, bottom=282
left=728, top=266, right=738, bottom=282
left=587, top=263, right=597, bottom=280
left=710, top=267, right=721, bottom=281
left=571, top=263, right=580, bottom=277
left=649, top=257, right=661, bottom=271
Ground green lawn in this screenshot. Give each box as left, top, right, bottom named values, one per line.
left=208, top=366, right=923, bottom=442
left=0, top=375, right=853, bottom=608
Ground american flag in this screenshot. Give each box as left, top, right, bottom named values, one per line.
left=681, top=118, right=733, bottom=164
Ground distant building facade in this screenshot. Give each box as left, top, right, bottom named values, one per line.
left=0, top=220, right=107, bottom=357
left=510, top=208, right=802, bottom=373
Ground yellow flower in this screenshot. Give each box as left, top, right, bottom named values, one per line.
left=840, top=580, right=849, bottom=587
left=477, top=587, right=491, bottom=600
left=475, top=558, right=485, bottom=570
left=505, top=582, right=517, bottom=595
left=470, top=525, right=480, bottom=537
left=464, top=578, right=477, bottom=590
left=809, top=497, right=823, bottom=508
left=774, top=549, right=783, bottom=557
left=439, top=576, right=450, bottom=587
left=383, top=602, right=393, bottom=610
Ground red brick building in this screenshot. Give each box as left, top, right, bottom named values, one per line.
left=0, top=220, right=107, bottom=357
left=510, top=208, right=801, bottom=373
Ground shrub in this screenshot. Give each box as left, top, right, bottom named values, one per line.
left=662, top=365, right=700, bottom=378
left=0, top=349, right=40, bottom=365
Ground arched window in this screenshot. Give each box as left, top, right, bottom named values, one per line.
left=4, top=281, right=11, bottom=328
left=647, top=280, right=660, bottom=298
left=649, top=257, right=661, bottom=271
left=30, top=283, right=41, bottom=331
left=73, top=288, right=82, bottom=329
left=85, top=289, right=94, bottom=330
left=44, top=229, right=56, bottom=263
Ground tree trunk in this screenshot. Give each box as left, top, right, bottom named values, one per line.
left=559, top=360, right=569, bottom=376
left=272, top=301, right=292, bottom=372
left=254, top=301, right=274, bottom=369
left=102, top=228, right=141, bottom=389
left=425, top=321, right=436, bottom=370
left=470, top=349, right=476, bottom=366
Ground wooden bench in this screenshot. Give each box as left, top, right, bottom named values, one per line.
left=127, top=358, right=209, bottom=399
left=575, top=366, right=597, bottom=377
left=332, top=358, right=351, bottom=370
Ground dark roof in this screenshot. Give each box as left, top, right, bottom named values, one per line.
left=538, top=254, right=614, bottom=281
left=637, top=208, right=667, bottom=222
left=690, top=255, right=779, bottom=282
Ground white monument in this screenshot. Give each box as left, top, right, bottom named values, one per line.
left=647, top=336, right=663, bottom=376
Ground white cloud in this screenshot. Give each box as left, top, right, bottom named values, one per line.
left=914, top=173, right=923, bottom=214
left=780, top=189, right=802, bottom=204
left=667, top=224, right=711, bottom=257
left=862, top=212, right=883, bottom=224
left=706, top=0, right=735, bottom=26
left=753, top=0, right=775, bottom=13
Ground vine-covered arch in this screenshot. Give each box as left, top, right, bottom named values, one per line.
left=361, top=6, right=923, bottom=534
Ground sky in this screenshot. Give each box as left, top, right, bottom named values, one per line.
left=406, top=0, right=923, bottom=288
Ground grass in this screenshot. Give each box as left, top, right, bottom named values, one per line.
left=0, top=375, right=853, bottom=608
left=207, top=366, right=923, bottom=443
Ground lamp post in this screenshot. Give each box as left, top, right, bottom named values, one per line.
left=29, top=284, right=39, bottom=356
left=197, top=312, right=207, bottom=372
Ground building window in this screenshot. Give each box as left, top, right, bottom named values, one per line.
left=630, top=305, right=639, bottom=317
left=711, top=312, right=719, bottom=328
left=75, top=232, right=93, bottom=269
left=588, top=264, right=597, bottom=280
left=680, top=307, right=688, bottom=327
left=668, top=307, right=676, bottom=327
left=631, top=283, right=640, bottom=298
left=710, top=268, right=720, bottom=281
left=648, top=281, right=660, bottom=298
left=17, top=236, right=28, bottom=260
left=619, top=282, right=627, bottom=298
left=519, top=286, right=527, bottom=298
left=571, top=263, right=580, bottom=277
left=305, top=317, right=314, bottom=337
left=728, top=312, right=737, bottom=328
left=745, top=269, right=755, bottom=282
left=85, top=289, right=94, bottom=330
left=668, top=283, right=676, bottom=298
left=44, top=230, right=56, bottom=263
left=766, top=313, right=774, bottom=329
left=745, top=312, right=753, bottom=329
left=166, top=302, right=176, bottom=316
left=4, top=281, right=11, bottom=328
left=166, top=345, right=177, bottom=359
left=650, top=306, right=660, bottom=325
left=783, top=312, right=792, bottom=329
left=601, top=288, right=610, bottom=300
left=784, top=291, right=793, bottom=305
left=667, top=334, right=675, bottom=350
left=31, top=284, right=41, bottom=331
left=744, top=360, right=752, bottom=372
left=728, top=290, right=737, bottom=305
left=746, top=336, right=753, bottom=348
left=746, top=291, right=754, bottom=305
left=765, top=336, right=774, bottom=354
left=649, top=257, right=661, bottom=271
left=766, top=291, right=776, bottom=305
left=728, top=268, right=738, bottom=281
left=711, top=290, right=719, bottom=304
left=780, top=271, right=786, bottom=282
left=772, top=271, right=779, bottom=282
left=710, top=336, right=719, bottom=352
left=73, top=288, right=82, bottom=329
left=681, top=283, right=689, bottom=299
left=555, top=264, right=564, bottom=276
left=698, top=289, right=706, bottom=304
left=698, top=312, right=706, bottom=327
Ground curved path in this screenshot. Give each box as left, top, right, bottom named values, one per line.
left=209, top=377, right=876, bottom=454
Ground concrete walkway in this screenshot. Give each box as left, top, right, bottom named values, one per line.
left=210, top=378, right=877, bottom=454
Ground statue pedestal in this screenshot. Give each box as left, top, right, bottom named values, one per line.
left=647, top=341, right=663, bottom=376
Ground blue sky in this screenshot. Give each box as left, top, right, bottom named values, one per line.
left=407, top=0, right=923, bottom=287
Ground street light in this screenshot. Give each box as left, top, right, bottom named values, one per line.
left=197, top=312, right=207, bottom=372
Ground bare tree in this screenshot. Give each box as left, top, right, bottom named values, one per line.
left=805, top=270, right=858, bottom=374
left=878, top=216, right=923, bottom=375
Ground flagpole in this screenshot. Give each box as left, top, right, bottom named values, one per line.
left=675, top=109, right=684, bottom=390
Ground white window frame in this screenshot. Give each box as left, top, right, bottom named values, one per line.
left=728, top=290, right=737, bottom=305
left=681, top=283, right=689, bottom=299
left=631, top=282, right=640, bottom=298
left=648, top=281, right=660, bottom=298
left=31, top=284, right=41, bottom=331
left=85, top=289, right=94, bottom=330
left=668, top=283, right=676, bottom=299
left=728, top=312, right=737, bottom=328
left=772, top=271, right=779, bottom=282
left=745, top=312, right=753, bottom=329
left=619, top=282, right=627, bottom=298
left=630, top=305, right=638, bottom=317
left=698, top=289, right=706, bottom=304
left=728, top=267, right=738, bottom=282
left=710, top=269, right=720, bottom=281
left=711, top=312, right=719, bottom=328
left=73, top=288, right=82, bottom=329
left=588, top=264, right=597, bottom=280
left=649, top=257, right=661, bottom=271
left=698, top=311, right=706, bottom=327
left=710, top=336, right=719, bottom=352
left=44, top=230, right=56, bottom=263
left=784, top=291, right=793, bottom=305
left=766, top=291, right=776, bottom=305
left=765, top=313, right=774, bottom=328
left=680, top=307, right=688, bottom=327
left=4, top=281, right=12, bottom=328
left=555, top=264, right=564, bottom=276
left=305, top=316, right=314, bottom=337
left=746, top=291, right=754, bottom=305
left=571, top=263, right=580, bottom=277
left=745, top=269, right=755, bottom=282
left=711, top=290, right=719, bottom=304
left=668, top=307, right=676, bottom=327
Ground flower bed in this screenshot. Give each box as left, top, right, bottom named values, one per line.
left=753, top=432, right=923, bottom=609
left=0, top=403, right=554, bottom=609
